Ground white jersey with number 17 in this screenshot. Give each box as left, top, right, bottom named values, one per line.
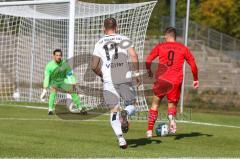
left=93, top=34, right=134, bottom=84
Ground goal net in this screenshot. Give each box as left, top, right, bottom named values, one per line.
left=0, top=0, right=156, bottom=112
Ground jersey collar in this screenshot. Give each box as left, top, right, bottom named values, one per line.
left=104, top=33, right=117, bottom=37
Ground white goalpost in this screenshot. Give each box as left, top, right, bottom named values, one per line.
left=180, top=0, right=190, bottom=114
left=0, top=0, right=157, bottom=112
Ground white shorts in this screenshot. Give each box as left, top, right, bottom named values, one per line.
left=103, top=82, right=136, bottom=107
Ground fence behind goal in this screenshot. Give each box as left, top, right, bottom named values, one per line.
left=0, top=1, right=157, bottom=112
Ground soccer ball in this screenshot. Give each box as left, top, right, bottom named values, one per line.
left=68, top=102, right=79, bottom=113
left=155, top=123, right=169, bottom=136
left=13, top=91, right=20, bottom=100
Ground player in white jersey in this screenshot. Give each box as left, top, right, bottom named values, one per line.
left=91, top=18, right=141, bottom=149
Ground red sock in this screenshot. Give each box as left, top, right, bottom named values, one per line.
left=168, top=107, right=177, bottom=116
left=147, top=108, right=158, bottom=131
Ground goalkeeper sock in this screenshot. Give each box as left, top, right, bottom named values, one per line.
left=147, top=108, right=158, bottom=131
left=110, top=112, right=123, bottom=137
left=71, top=93, right=82, bottom=109
left=49, top=92, right=56, bottom=111
left=124, top=105, right=136, bottom=116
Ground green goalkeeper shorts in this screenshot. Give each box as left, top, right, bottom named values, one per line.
left=50, top=81, right=73, bottom=93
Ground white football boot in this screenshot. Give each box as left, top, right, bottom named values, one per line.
left=118, top=136, right=127, bottom=149
left=146, top=130, right=153, bottom=138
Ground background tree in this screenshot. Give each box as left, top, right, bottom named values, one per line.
left=176, top=0, right=240, bottom=38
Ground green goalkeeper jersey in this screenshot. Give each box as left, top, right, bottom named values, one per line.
left=43, top=60, right=76, bottom=88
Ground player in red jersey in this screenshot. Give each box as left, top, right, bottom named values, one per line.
left=145, top=27, right=199, bottom=137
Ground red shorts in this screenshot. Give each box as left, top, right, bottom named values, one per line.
left=152, top=80, right=182, bottom=104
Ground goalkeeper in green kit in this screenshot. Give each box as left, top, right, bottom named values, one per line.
left=40, top=49, right=83, bottom=115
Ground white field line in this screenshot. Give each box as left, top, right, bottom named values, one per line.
left=0, top=157, right=240, bottom=159
left=0, top=118, right=104, bottom=122
left=0, top=104, right=109, bottom=115
left=14, top=105, right=48, bottom=110
left=176, top=120, right=240, bottom=129
left=0, top=104, right=48, bottom=110
left=0, top=104, right=240, bottom=129
left=0, top=117, right=239, bottom=129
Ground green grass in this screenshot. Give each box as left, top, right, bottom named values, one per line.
left=0, top=103, right=240, bottom=157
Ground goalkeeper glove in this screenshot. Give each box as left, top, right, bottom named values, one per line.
left=66, top=71, right=77, bottom=85
left=40, top=88, right=47, bottom=102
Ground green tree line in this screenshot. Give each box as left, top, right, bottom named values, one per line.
left=1, top=0, right=239, bottom=38
left=85, top=0, right=240, bottom=39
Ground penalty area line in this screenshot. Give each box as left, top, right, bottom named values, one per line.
left=0, top=104, right=240, bottom=129
left=0, top=117, right=105, bottom=122
left=176, top=120, right=240, bottom=129
left=0, top=104, right=48, bottom=110
left=0, top=117, right=239, bottom=129
left=0, top=104, right=110, bottom=116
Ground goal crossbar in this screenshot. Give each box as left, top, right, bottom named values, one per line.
left=0, top=0, right=70, bottom=7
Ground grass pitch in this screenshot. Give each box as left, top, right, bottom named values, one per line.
left=0, top=103, right=239, bottom=157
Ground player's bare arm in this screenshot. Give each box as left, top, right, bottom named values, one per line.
left=128, top=47, right=139, bottom=71
left=128, top=47, right=141, bottom=87
left=91, top=55, right=103, bottom=78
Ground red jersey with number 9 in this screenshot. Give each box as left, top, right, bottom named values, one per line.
left=146, top=42, right=198, bottom=84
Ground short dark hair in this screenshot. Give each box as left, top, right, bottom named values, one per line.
left=164, top=27, right=177, bottom=39
left=104, top=18, right=117, bottom=30
left=53, top=49, right=62, bottom=55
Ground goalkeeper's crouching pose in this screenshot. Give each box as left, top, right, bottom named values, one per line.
left=40, top=49, right=84, bottom=115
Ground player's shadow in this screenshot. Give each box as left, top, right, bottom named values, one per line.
left=173, top=132, right=213, bottom=140
left=126, top=138, right=161, bottom=148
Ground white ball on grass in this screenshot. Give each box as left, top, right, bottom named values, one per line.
left=13, top=91, right=20, bottom=100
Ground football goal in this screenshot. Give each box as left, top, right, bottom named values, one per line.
left=0, top=0, right=156, bottom=112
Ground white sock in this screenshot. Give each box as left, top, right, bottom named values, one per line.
left=48, top=108, right=53, bottom=112
left=124, top=105, right=136, bottom=116
left=168, top=114, right=175, bottom=121
left=110, top=112, right=123, bottom=137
